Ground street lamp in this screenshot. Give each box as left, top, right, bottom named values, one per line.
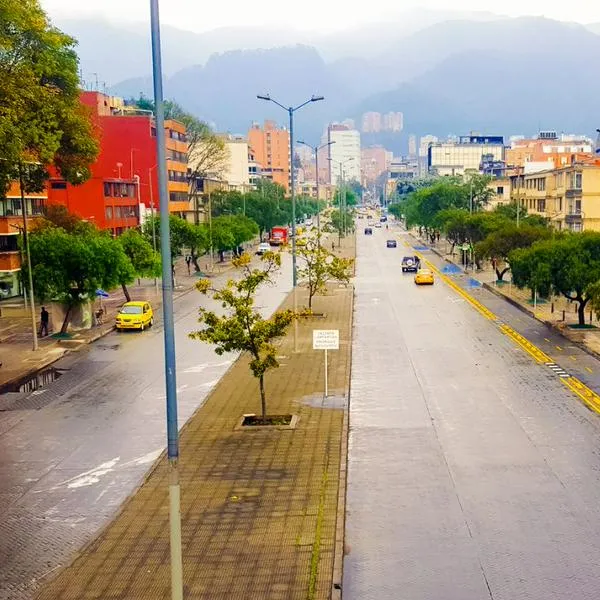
left=328, top=157, right=355, bottom=241
left=150, top=2, right=183, bottom=599
left=297, top=139, right=335, bottom=247
left=257, top=93, right=324, bottom=352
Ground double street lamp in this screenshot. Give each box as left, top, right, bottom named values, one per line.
left=257, top=93, right=324, bottom=352
left=297, top=140, right=335, bottom=247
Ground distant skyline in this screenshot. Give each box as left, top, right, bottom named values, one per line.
left=40, top=1, right=600, bottom=34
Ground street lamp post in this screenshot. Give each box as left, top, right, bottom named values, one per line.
left=328, top=157, right=354, bottom=243
left=297, top=140, right=336, bottom=248
left=150, top=2, right=183, bottom=600
left=257, top=93, right=324, bottom=352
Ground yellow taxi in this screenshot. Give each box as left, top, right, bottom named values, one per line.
left=414, top=268, right=434, bottom=285
left=115, top=301, right=154, bottom=331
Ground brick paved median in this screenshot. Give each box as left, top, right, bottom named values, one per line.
left=35, top=240, right=354, bottom=600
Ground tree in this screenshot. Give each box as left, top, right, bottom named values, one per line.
left=465, top=173, right=495, bottom=209
left=510, top=233, right=600, bottom=326
left=298, top=238, right=353, bottom=310
left=25, top=226, right=131, bottom=332
left=118, top=229, right=161, bottom=301
left=42, top=204, right=95, bottom=235
left=182, top=222, right=210, bottom=273
left=190, top=253, right=296, bottom=420
left=211, top=215, right=258, bottom=258
left=143, top=214, right=190, bottom=275
left=330, top=208, right=354, bottom=239
left=402, top=181, right=469, bottom=229
left=476, top=224, right=552, bottom=281
left=334, top=187, right=358, bottom=207
left=0, top=0, right=98, bottom=193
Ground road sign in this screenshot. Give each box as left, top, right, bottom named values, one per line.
left=313, top=329, right=339, bottom=350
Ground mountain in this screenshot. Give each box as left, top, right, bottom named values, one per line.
left=586, top=23, right=600, bottom=35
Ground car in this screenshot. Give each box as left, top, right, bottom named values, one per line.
left=380, top=216, right=388, bottom=222
left=256, top=242, right=271, bottom=256
left=386, top=239, right=397, bottom=248
left=414, top=268, right=434, bottom=285
left=375, top=222, right=382, bottom=228
left=401, top=256, right=420, bottom=273
left=364, top=227, right=373, bottom=235
left=116, top=301, right=154, bottom=331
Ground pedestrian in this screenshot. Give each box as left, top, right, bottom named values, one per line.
left=185, top=255, right=192, bottom=275
left=332, top=241, right=335, bottom=251
left=40, top=306, right=49, bottom=337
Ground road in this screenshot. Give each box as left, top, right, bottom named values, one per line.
left=0, top=255, right=292, bottom=600
left=344, top=224, right=600, bottom=599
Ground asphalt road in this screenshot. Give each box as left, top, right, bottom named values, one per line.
left=344, top=225, right=600, bottom=600
left=0, top=255, right=292, bottom=600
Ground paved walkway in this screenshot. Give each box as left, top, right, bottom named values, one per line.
left=33, top=237, right=354, bottom=600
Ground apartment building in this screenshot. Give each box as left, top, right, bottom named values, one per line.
left=48, top=91, right=189, bottom=232
left=510, top=162, right=600, bottom=232
left=248, top=121, right=290, bottom=192
left=361, top=146, right=390, bottom=185
left=325, top=124, right=361, bottom=184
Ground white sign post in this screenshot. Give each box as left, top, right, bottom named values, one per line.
left=313, top=329, right=340, bottom=397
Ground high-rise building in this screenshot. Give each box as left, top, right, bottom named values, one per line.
left=408, top=135, right=417, bottom=158
left=218, top=134, right=250, bottom=190
left=418, top=135, right=438, bottom=157
left=361, top=146, right=390, bottom=185
left=382, top=112, right=403, bottom=132
left=342, top=118, right=356, bottom=130
left=247, top=120, right=290, bottom=191
left=324, top=124, right=361, bottom=184
left=361, top=112, right=382, bottom=133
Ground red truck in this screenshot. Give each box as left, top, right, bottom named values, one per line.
left=269, top=226, right=288, bottom=246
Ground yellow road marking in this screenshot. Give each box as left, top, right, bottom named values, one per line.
left=556, top=345, right=563, bottom=351
left=410, top=243, right=600, bottom=416
left=569, top=356, right=577, bottom=361
left=561, top=377, right=600, bottom=413
left=544, top=338, right=551, bottom=343
left=586, top=367, right=594, bottom=374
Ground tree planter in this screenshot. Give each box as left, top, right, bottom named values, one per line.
left=235, top=413, right=299, bottom=430
left=301, top=312, right=327, bottom=319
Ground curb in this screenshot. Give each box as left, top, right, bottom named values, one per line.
left=331, top=284, right=354, bottom=599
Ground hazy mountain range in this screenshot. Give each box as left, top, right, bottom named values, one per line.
left=52, top=11, right=600, bottom=152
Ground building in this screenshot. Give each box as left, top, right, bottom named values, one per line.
left=247, top=120, right=290, bottom=191
left=506, top=131, right=594, bottom=174
left=0, top=182, right=48, bottom=299
left=48, top=91, right=189, bottom=232
left=325, top=124, right=361, bottom=184
left=382, top=112, right=403, bottom=132
left=218, top=135, right=250, bottom=191
left=408, top=135, right=417, bottom=158
left=295, top=181, right=336, bottom=203
left=510, top=160, right=600, bottom=232
left=418, top=135, right=438, bottom=157
left=361, top=146, right=390, bottom=185
left=486, top=177, right=511, bottom=210
left=361, top=112, right=382, bottom=133
left=428, top=134, right=505, bottom=176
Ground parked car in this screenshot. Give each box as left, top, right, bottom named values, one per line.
left=256, top=242, right=271, bottom=256
left=116, top=301, right=154, bottom=331
left=414, top=268, right=434, bottom=285
left=375, top=222, right=382, bottom=228
left=401, top=256, right=420, bottom=273
left=364, top=227, right=373, bottom=235
left=386, top=239, right=397, bottom=248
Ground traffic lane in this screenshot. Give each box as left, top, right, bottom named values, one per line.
left=345, top=231, right=600, bottom=600
left=0, top=255, right=292, bottom=600
left=410, top=239, right=600, bottom=390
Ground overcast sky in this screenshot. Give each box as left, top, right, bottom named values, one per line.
left=40, top=0, right=600, bottom=33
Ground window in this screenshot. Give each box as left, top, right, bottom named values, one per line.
left=151, top=127, right=157, bottom=137
left=0, top=236, right=18, bottom=251
left=105, top=206, right=113, bottom=220
left=570, top=172, right=583, bottom=189
left=558, top=197, right=563, bottom=212
left=29, top=198, right=44, bottom=215
left=103, top=182, right=136, bottom=198
left=537, top=199, right=546, bottom=212
left=169, top=191, right=188, bottom=203
left=496, top=186, right=504, bottom=195
left=51, top=181, right=67, bottom=190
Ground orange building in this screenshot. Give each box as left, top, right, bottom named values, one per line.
left=0, top=182, right=47, bottom=298
left=248, top=120, right=290, bottom=191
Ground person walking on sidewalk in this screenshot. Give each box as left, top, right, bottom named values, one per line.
left=40, top=306, right=49, bottom=337
left=185, top=255, right=192, bottom=275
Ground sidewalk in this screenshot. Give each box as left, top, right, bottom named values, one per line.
left=416, top=233, right=600, bottom=359
left=34, top=235, right=355, bottom=600
left=0, top=253, right=241, bottom=390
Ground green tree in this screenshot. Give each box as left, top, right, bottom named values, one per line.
left=402, top=181, right=469, bottom=229
left=143, top=214, right=190, bottom=276
left=465, top=173, right=495, bottom=209
left=25, top=226, right=131, bottom=333
left=118, top=229, right=161, bottom=301
left=330, top=208, right=354, bottom=239
left=190, top=253, right=296, bottom=419
left=0, top=0, right=98, bottom=193
left=510, top=233, right=600, bottom=326
left=211, top=215, right=258, bottom=258
left=182, top=222, right=210, bottom=273
left=334, top=187, right=358, bottom=207
left=475, top=224, right=552, bottom=281
left=298, top=237, right=354, bottom=310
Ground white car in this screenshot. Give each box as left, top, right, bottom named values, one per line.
left=256, top=242, right=271, bottom=256
left=375, top=222, right=382, bottom=228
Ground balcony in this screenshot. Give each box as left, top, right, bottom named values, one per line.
left=566, top=189, right=582, bottom=198
left=565, top=211, right=583, bottom=224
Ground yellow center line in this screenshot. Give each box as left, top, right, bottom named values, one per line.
left=544, top=338, right=551, bottom=343
left=569, top=356, right=577, bottom=361
left=409, top=243, right=600, bottom=416
left=586, top=367, right=594, bottom=374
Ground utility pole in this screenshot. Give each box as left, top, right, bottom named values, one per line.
left=149, top=2, right=183, bottom=599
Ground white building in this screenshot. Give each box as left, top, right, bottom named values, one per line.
left=428, top=134, right=505, bottom=176
left=218, top=134, right=250, bottom=190
left=323, top=124, right=361, bottom=184
left=418, top=135, right=439, bottom=157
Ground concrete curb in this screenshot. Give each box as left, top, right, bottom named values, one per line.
left=331, top=284, right=354, bottom=599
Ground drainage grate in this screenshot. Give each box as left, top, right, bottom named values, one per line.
left=0, top=366, right=63, bottom=395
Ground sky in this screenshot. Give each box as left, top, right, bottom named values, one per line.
left=40, top=0, right=600, bottom=33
